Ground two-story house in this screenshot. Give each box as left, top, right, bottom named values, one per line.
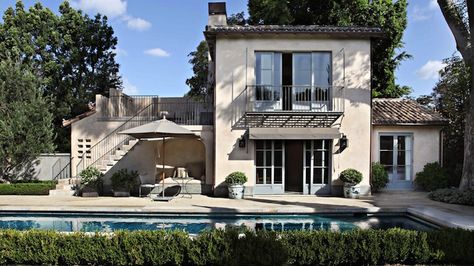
left=59, top=2, right=446, bottom=197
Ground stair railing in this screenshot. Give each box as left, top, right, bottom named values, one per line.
left=76, top=102, right=158, bottom=175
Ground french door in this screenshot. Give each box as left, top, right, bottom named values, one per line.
left=255, top=140, right=285, bottom=194
left=379, top=134, right=413, bottom=189
left=303, top=140, right=331, bottom=195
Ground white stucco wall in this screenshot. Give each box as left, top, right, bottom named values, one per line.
left=213, top=36, right=372, bottom=195
left=371, top=125, right=443, bottom=178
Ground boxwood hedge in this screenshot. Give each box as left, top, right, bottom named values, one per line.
left=0, top=228, right=471, bottom=265
left=0, top=181, right=56, bottom=195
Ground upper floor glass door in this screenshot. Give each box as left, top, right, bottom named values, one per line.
left=255, top=52, right=282, bottom=111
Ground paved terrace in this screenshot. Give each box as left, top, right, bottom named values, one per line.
left=0, top=191, right=472, bottom=229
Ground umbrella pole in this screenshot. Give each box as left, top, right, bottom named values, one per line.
left=162, top=136, right=165, bottom=198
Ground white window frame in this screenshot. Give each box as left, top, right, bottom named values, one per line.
left=378, top=133, right=413, bottom=182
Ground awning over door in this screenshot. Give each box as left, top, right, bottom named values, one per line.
left=248, top=127, right=341, bottom=140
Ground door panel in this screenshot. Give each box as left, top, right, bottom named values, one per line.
left=284, top=141, right=303, bottom=192
left=380, top=134, right=413, bottom=190
left=254, top=140, right=285, bottom=194
left=303, top=140, right=331, bottom=195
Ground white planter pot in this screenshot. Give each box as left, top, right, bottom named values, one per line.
left=343, top=183, right=361, bottom=199
left=228, top=184, right=244, bottom=199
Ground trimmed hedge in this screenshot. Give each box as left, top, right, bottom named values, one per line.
left=0, top=181, right=56, bottom=195
left=429, top=188, right=474, bottom=206
left=0, top=228, right=471, bottom=265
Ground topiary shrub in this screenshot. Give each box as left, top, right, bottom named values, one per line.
left=428, top=188, right=474, bottom=206
left=371, top=162, right=389, bottom=192
left=79, top=166, right=103, bottom=192
left=414, top=162, right=449, bottom=191
left=339, top=169, right=363, bottom=185
left=225, top=171, right=247, bottom=185
left=111, top=169, right=139, bottom=192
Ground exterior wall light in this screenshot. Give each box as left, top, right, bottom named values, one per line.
left=340, top=135, right=348, bottom=151
left=238, top=137, right=246, bottom=148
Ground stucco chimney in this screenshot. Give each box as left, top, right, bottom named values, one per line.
left=208, top=2, right=227, bottom=26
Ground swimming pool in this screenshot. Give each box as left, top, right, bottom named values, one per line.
left=0, top=212, right=438, bottom=234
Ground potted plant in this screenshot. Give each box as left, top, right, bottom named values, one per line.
left=79, top=166, right=103, bottom=197
left=111, top=169, right=138, bottom=197
left=339, top=168, right=363, bottom=199
left=225, top=171, right=247, bottom=199
left=371, top=162, right=389, bottom=193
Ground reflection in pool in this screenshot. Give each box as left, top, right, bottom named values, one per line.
left=0, top=213, right=437, bottom=234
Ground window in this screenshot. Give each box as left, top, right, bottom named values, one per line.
left=256, top=140, right=284, bottom=185
left=255, top=52, right=281, bottom=101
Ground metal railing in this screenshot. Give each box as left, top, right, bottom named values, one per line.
left=53, top=161, right=71, bottom=180
left=233, top=85, right=344, bottom=121
left=76, top=97, right=213, bottom=176
left=98, top=96, right=213, bottom=125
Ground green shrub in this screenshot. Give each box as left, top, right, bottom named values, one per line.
left=225, top=171, right=247, bottom=185
left=0, top=182, right=56, bottom=195
left=427, top=228, right=474, bottom=265
left=0, top=228, right=471, bottom=265
left=371, top=162, right=389, bottom=192
left=339, top=168, right=363, bottom=185
left=111, top=169, right=139, bottom=192
left=79, top=166, right=103, bottom=191
left=414, top=162, right=449, bottom=191
left=428, top=188, right=474, bottom=206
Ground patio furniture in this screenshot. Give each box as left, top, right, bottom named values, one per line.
left=119, top=116, right=198, bottom=201
left=138, top=175, right=159, bottom=197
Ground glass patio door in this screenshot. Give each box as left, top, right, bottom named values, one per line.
left=379, top=134, right=413, bottom=189
left=303, top=140, right=331, bottom=195
left=255, top=52, right=282, bottom=111
left=255, top=140, right=285, bottom=194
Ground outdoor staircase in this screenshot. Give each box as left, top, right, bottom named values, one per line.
left=49, top=178, right=80, bottom=196
left=96, top=139, right=139, bottom=174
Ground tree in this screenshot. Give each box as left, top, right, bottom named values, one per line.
left=428, top=56, right=470, bottom=186
left=0, top=1, right=122, bottom=152
left=185, top=41, right=210, bottom=99
left=247, top=0, right=411, bottom=98
left=0, top=60, right=55, bottom=181
left=437, top=0, right=474, bottom=190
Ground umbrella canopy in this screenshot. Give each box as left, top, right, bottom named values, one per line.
left=118, top=117, right=198, bottom=201
left=118, top=117, right=198, bottom=139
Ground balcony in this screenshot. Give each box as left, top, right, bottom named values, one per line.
left=233, top=85, right=344, bottom=128
left=98, top=95, right=213, bottom=125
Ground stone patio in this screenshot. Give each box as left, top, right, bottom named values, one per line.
left=0, top=191, right=472, bottom=229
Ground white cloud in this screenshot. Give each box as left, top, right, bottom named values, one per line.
left=411, top=0, right=439, bottom=22
left=412, top=6, right=430, bottom=21
left=144, top=48, right=170, bottom=57
left=71, top=0, right=127, bottom=18
left=113, top=47, right=127, bottom=57
left=417, top=60, right=446, bottom=80
left=123, top=78, right=139, bottom=95
left=125, top=17, right=152, bottom=31
left=72, top=0, right=151, bottom=31
left=429, top=0, right=438, bottom=10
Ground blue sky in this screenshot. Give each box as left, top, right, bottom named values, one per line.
left=0, top=0, right=457, bottom=97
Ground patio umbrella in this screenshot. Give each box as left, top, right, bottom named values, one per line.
left=119, top=117, right=198, bottom=200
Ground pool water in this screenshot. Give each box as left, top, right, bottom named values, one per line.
left=0, top=212, right=437, bottom=234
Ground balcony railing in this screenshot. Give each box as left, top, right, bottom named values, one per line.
left=98, top=96, right=213, bottom=125
left=232, top=85, right=344, bottom=128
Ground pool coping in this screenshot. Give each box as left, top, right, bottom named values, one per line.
left=0, top=205, right=460, bottom=229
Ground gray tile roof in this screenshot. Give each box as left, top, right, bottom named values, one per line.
left=372, top=99, right=448, bottom=126
left=205, top=25, right=383, bottom=37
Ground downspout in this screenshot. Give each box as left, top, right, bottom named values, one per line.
left=369, top=40, right=373, bottom=195
left=439, top=128, right=444, bottom=166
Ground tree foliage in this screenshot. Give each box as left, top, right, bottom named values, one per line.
left=0, top=1, right=122, bottom=152
left=432, top=56, right=470, bottom=186
left=185, top=41, right=210, bottom=99
left=0, top=60, right=55, bottom=181
left=247, top=0, right=411, bottom=98
left=437, top=0, right=474, bottom=190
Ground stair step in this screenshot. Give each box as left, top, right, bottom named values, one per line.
left=49, top=189, right=75, bottom=197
